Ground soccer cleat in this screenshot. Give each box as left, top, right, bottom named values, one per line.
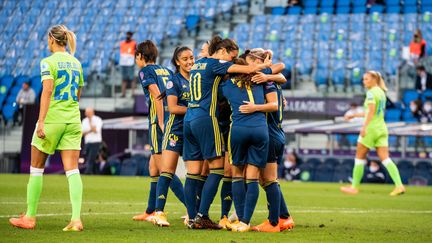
left=183, top=214, right=189, bottom=226
left=193, top=214, right=222, bottom=230
left=218, top=216, right=229, bottom=229
left=132, top=212, right=155, bottom=222
left=186, top=219, right=201, bottom=229
left=62, top=220, right=83, bottom=232
left=228, top=211, right=238, bottom=222
left=225, top=219, right=239, bottom=231
left=252, top=220, right=280, bottom=232
left=279, top=216, right=295, bottom=231
left=390, top=186, right=406, bottom=196
left=152, top=211, right=170, bottom=227
left=231, top=221, right=250, bottom=232
left=340, top=186, right=359, bottom=195
left=9, top=215, right=36, bottom=229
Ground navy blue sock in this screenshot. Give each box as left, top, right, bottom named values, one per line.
left=279, top=184, right=290, bottom=218
left=198, top=168, right=224, bottom=217
left=155, top=172, right=172, bottom=212
left=184, top=173, right=200, bottom=219
left=146, top=176, right=159, bottom=214
left=220, top=177, right=233, bottom=219
left=232, top=177, right=245, bottom=222
left=243, top=179, right=259, bottom=225
left=195, top=176, right=207, bottom=211
left=169, top=174, right=186, bottom=207
left=264, top=181, right=280, bottom=226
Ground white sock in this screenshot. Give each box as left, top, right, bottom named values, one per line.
left=65, top=169, right=80, bottom=178
left=354, top=158, right=367, bottom=166
left=30, top=166, right=44, bottom=176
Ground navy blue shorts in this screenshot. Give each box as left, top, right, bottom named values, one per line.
left=162, top=123, right=183, bottom=155
left=149, top=123, right=163, bottom=154
left=228, top=125, right=269, bottom=168
left=267, top=136, right=284, bottom=164
left=183, top=116, right=223, bottom=161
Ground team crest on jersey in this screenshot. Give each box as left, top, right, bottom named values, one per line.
left=41, top=62, right=49, bottom=71
left=139, top=71, right=144, bottom=80
left=166, top=81, right=173, bottom=89
left=169, top=134, right=178, bottom=147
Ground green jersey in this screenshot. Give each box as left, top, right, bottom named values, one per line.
left=40, top=52, right=84, bottom=124
left=364, top=86, right=387, bottom=129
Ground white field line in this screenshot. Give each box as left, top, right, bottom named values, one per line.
left=1, top=202, right=432, bottom=218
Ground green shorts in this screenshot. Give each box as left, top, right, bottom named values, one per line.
left=31, top=123, right=82, bottom=155
left=357, top=127, right=388, bottom=149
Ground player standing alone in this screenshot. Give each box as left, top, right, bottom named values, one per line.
left=9, top=25, right=85, bottom=231
left=341, top=71, right=405, bottom=196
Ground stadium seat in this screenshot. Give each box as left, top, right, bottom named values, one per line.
left=298, top=163, right=315, bottom=181
left=415, top=161, right=432, bottom=171
left=306, top=158, right=321, bottom=169
left=397, top=160, right=414, bottom=184
left=332, top=164, right=352, bottom=182
left=369, top=4, right=385, bottom=13
left=2, top=103, right=18, bottom=122
left=315, top=163, right=334, bottom=182
left=385, top=108, right=402, bottom=122
left=324, top=158, right=340, bottom=167
left=133, top=154, right=150, bottom=176
left=402, top=90, right=419, bottom=105
left=119, top=158, right=138, bottom=176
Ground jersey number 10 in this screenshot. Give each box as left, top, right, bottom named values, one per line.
left=190, top=73, right=202, bottom=101
left=54, top=70, right=80, bottom=101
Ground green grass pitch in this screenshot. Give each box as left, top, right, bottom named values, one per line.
left=1, top=174, right=432, bottom=242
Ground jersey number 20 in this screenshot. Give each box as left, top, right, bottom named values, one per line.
left=54, top=70, right=80, bottom=101
left=190, top=73, right=202, bottom=101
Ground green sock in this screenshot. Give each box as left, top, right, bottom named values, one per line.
left=382, top=158, right=403, bottom=187
left=25, top=167, right=44, bottom=217
left=66, top=169, right=83, bottom=221
left=352, top=159, right=366, bottom=189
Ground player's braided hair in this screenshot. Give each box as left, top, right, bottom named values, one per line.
left=208, top=35, right=239, bottom=56
left=49, top=25, right=76, bottom=55
left=135, top=40, right=158, bottom=63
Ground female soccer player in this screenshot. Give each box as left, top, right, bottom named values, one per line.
left=241, top=49, right=294, bottom=232
left=9, top=25, right=84, bottom=231
left=132, top=41, right=185, bottom=222
left=152, top=46, right=193, bottom=226
left=341, top=71, right=405, bottom=196
left=183, top=36, right=273, bottom=229
left=222, top=58, right=279, bottom=232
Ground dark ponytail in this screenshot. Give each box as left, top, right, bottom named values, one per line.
left=171, top=46, right=192, bottom=73
left=208, top=35, right=239, bottom=56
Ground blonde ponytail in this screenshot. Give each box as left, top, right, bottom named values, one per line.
left=48, top=25, right=77, bottom=55
left=65, top=30, right=76, bottom=55
left=367, top=70, right=388, bottom=92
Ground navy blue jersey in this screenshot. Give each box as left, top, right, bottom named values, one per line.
left=267, top=83, right=285, bottom=141
left=138, top=64, right=172, bottom=124
left=185, top=58, right=233, bottom=121
left=223, top=80, right=277, bottom=127
left=165, top=72, right=190, bottom=129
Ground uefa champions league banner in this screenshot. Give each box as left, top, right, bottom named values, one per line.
left=284, top=97, right=364, bottom=116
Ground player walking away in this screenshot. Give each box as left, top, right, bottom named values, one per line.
left=341, top=71, right=406, bottom=196
left=183, top=36, right=272, bottom=229
left=240, top=49, right=294, bottom=232
left=222, top=58, right=278, bottom=232
left=132, top=41, right=186, bottom=222
left=152, top=47, right=193, bottom=227
left=9, top=25, right=84, bottom=231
